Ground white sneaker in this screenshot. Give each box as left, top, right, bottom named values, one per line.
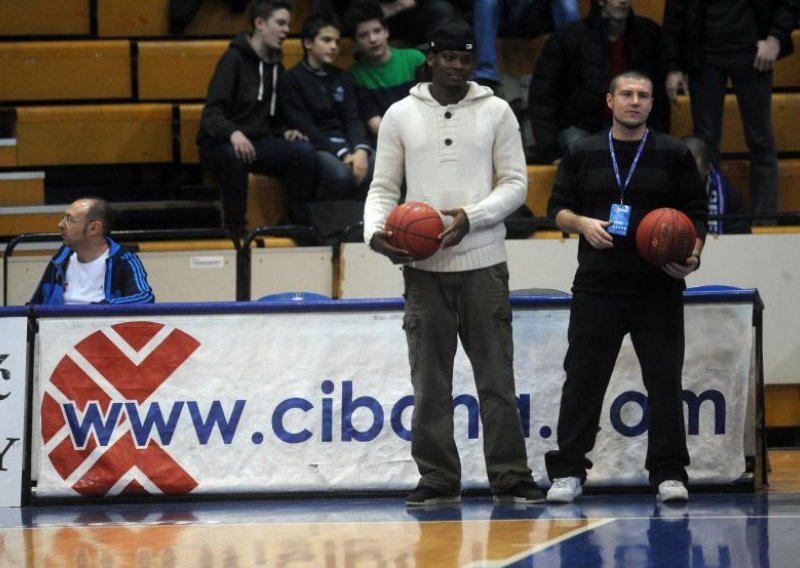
left=657, top=480, right=689, bottom=503
left=546, top=477, right=582, bottom=503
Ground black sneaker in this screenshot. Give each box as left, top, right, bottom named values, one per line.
left=405, top=485, right=461, bottom=507
left=493, top=482, right=546, bottom=505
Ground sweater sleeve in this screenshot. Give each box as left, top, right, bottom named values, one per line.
left=341, top=73, right=372, bottom=152
left=770, top=0, right=800, bottom=57
left=461, top=104, right=527, bottom=230
left=108, top=251, right=155, bottom=304
left=199, top=50, right=244, bottom=142
left=529, top=33, right=569, bottom=160
left=547, top=142, right=582, bottom=222
left=363, top=107, right=405, bottom=245
left=661, top=0, right=689, bottom=74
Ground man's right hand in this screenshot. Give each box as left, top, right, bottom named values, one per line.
left=577, top=217, right=614, bottom=249
left=665, top=71, right=688, bottom=108
left=230, top=130, right=256, bottom=163
left=370, top=230, right=413, bottom=264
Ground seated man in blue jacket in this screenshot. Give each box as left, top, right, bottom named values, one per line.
left=30, top=198, right=155, bottom=305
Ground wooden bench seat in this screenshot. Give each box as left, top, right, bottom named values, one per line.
left=0, top=172, right=45, bottom=206
left=0, top=139, right=17, bottom=168
left=138, top=40, right=227, bottom=100
left=139, top=38, right=354, bottom=101
left=98, top=0, right=309, bottom=37
left=15, top=104, right=174, bottom=166
left=179, top=104, right=203, bottom=164
left=525, top=165, right=556, bottom=218
left=0, top=40, right=131, bottom=102
left=721, top=158, right=800, bottom=212
left=671, top=93, right=800, bottom=153
left=0, top=0, right=89, bottom=36
left=0, top=205, right=63, bottom=236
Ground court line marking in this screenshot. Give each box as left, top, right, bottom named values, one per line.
left=462, top=517, right=618, bottom=568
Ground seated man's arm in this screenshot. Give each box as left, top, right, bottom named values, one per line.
left=108, top=251, right=155, bottom=304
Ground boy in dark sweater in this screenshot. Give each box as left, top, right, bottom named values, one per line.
left=197, top=0, right=318, bottom=231
left=278, top=14, right=375, bottom=200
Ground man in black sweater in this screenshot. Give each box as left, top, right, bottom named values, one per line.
left=197, top=0, right=318, bottom=231
left=544, top=71, right=707, bottom=504
left=278, top=14, right=375, bottom=200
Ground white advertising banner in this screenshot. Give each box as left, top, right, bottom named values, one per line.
left=0, top=317, right=29, bottom=507
left=33, top=302, right=753, bottom=498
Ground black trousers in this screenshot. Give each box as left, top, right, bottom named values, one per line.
left=198, top=136, right=318, bottom=230
left=545, top=290, right=690, bottom=488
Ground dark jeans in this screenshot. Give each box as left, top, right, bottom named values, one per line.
left=402, top=264, right=533, bottom=493
left=545, top=291, right=690, bottom=488
left=198, top=136, right=318, bottom=229
left=316, top=150, right=375, bottom=201
left=689, top=48, right=777, bottom=219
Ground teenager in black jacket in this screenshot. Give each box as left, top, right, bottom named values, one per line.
left=277, top=14, right=375, bottom=200
left=197, top=0, right=318, bottom=230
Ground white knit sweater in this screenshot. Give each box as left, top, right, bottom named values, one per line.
left=363, top=81, right=527, bottom=272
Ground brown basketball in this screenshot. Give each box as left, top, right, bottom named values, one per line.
left=635, top=208, right=697, bottom=268
left=385, top=202, right=444, bottom=261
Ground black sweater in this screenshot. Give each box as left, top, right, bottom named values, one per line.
left=548, top=129, right=708, bottom=296
left=197, top=32, right=284, bottom=145
left=277, top=61, right=370, bottom=157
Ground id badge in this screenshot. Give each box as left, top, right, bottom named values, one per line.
left=608, top=203, right=631, bottom=236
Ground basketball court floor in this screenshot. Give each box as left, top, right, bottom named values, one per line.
left=1, top=450, right=799, bottom=567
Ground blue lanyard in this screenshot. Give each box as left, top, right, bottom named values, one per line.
left=608, top=128, right=649, bottom=204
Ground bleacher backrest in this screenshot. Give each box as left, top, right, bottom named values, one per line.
left=97, top=0, right=310, bottom=38
left=671, top=94, right=800, bottom=153
left=0, top=41, right=131, bottom=102
left=15, top=104, right=173, bottom=166
left=138, top=38, right=354, bottom=102
left=0, top=0, right=90, bottom=36
left=138, top=40, right=228, bottom=101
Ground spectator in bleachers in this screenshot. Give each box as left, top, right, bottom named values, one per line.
left=683, top=136, right=751, bottom=235
left=278, top=14, right=375, bottom=200
left=345, top=1, right=426, bottom=141
left=197, top=0, right=319, bottom=231
left=315, top=0, right=463, bottom=45
left=472, top=0, right=580, bottom=96
left=30, top=198, right=155, bottom=305
left=528, top=0, right=669, bottom=164
left=662, top=0, right=800, bottom=225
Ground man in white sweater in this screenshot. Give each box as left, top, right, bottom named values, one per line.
left=363, top=18, right=543, bottom=507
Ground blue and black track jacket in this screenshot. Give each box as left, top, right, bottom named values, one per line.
left=30, top=238, right=155, bottom=305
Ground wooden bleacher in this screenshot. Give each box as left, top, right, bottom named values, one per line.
left=138, top=38, right=354, bottom=101
left=671, top=93, right=800, bottom=153
left=0, top=0, right=90, bottom=37
left=14, top=104, right=173, bottom=166
left=0, top=40, right=132, bottom=102
left=0, top=140, right=17, bottom=168
left=1, top=0, right=799, bottom=238
left=96, top=0, right=308, bottom=37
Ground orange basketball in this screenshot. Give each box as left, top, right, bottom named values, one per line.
left=635, top=208, right=697, bottom=268
left=385, top=202, right=444, bottom=261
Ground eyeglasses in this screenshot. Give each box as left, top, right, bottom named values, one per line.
left=61, top=214, right=85, bottom=226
